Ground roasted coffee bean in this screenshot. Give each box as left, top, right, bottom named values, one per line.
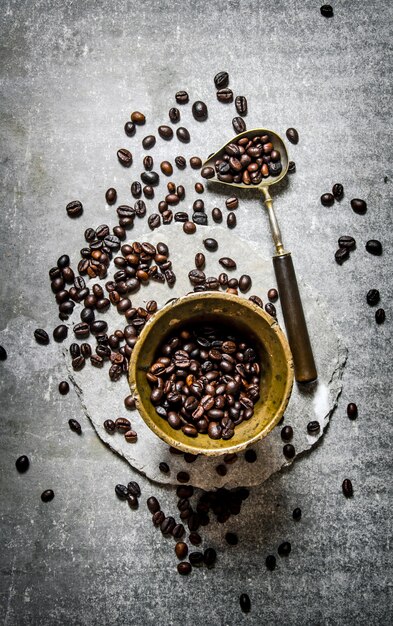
left=288, top=160, right=296, bottom=173
left=158, top=125, right=173, bottom=140
left=232, top=117, right=246, bottom=133
left=225, top=532, right=238, bottom=545
left=141, top=135, right=155, bottom=151
left=57, top=254, right=70, bottom=269
left=321, top=193, right=334, bottom=207
left=127, top=481, right=141, bottom=497
left=240, top=594, right=251, bottom=613
left=34, top=328, right=50, bottom=345
left=281, top=425, right=293, bottom=441
left=176, top=127, right=190, bottom=143
left=189, top=551, right=204, bottom=566
left=193, top=213, right=208, bottom=225
left=286, top=128, right=299, bottom=144
left=131, top=111, right=145, bottom=125
left=238, top=275, right=251, bottom=293
left=159, top=462, right=170, bottom=474
left=58, top=381, right=69, bottom=395
left=68, top=419, right=82, bottom=434
left=212, top=207, right=223, bottom=223
left=265, top=302, right=277, bottom=317
left=165, top=193, right=179, bottom=206
left=216, top=464, right=227, bottom=476
left=227, top=212, right=236, bottom=228
left=141, top=171, right=159, bottom=186
left=266, top=554, right=276, bottom=570
left=15, top=455, right=29, bottom=473
left=375, top=308, right=386, bottom=324
left=152, top=510, right=165, bottom=526
left=80, top=343, right=92, bottom=358
left=267, top=288, right=278, bottom=303
left=115, top=484, right=128, bottom=500
left=235, top=96, right=247, bottom=116
left=195, top=182, right=204, bottom=194
left=117, top=148, right=133, bottom=167
left=335, top=248, right=349, bottom=264
left=201, top=166, right=215, bottom=179
left=72, top=355, right=85, bottom=371
left=147, top=496, right=160, bottom=514
left=338, top=236, right=356, bottom=250
left=53, top=325, right=68, bottom=342
left=90, top=320, right=108, bottom=335
left=160, top=161, right=173, bottom=176
left=203, top=547, right=216, bottom=566
left=175, top=155, right=186, bottom=169
left=125, top=429, right=138, bottom=443
left=105, top=187, right=117, bottom=204
left=189, top=532, right=202, bottom=545
left=203, top=238, right=218, bottom=252
left=66, top=200, right=83, bottom=218
left=161, top=516, right=176, bottom=535
left=41, top=489, right=54, bottom=503
left=195, top=253, right=206, bottom=269
left=245, top=449, right=257, bottom=463
left=115, top=417, right=131, bottom=433
left=320, top=4, right=333, bottom=17
left=127, top=494, right=138, bottom=509
left=177, top=471, right=190, bottom=484
left=131, top=181, right=142, bottom=199
left=175, top=542, right=188, bottom=559
left=192, top=101, right=208, bottom=121
left=174, top=211, right=189, bottom=222
left=351, top=198, right=367, bottom=214
left=332, top=183, right=344, bottom=199
left=342, top=479, right=353, bottom=497
left=345, top=403, right=358, bottom=421
left=283, top=444, right=295, bottom=459
left=169, top=107, right=180, bottom=123
left=143, top=155, right=154, bottom=171
left=190, top=156, right=202, bottom=169
left=214, top=71, right=229, bottom=88
left=292, top=507, right=302, bottom=521
left=226, top=195, right=238, bottom=210
left=183, top=221, right=196, bottom=234
left=175, top=91, right=189, bottom=104
left=366, top=239, right=382, bottom=256
left=307, top=420, right=320, bottom=434
left=104, top=419, right=116, bottom=433
left=148, top=214, right=161, bottom=230
left=278, top=541, right=291, bottom=556
left=219, top=257, right=236, bottom=269
left=177, top=562, right=192, bottom=575
left=124, top=121, right=136, bottom=136
left=366, top=289, right=380, bottom=306
left=172, top=524, right=185, bottom=539
left=216, top=88, right=233, bottom=103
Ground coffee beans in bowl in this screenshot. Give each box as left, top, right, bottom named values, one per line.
left=129, top=292, right=293, bottom=456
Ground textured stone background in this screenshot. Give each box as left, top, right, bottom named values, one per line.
left=0, top=1, right=392, bottom=625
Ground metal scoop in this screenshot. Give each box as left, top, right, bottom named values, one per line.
left=203, top=127, right=317, bottom=384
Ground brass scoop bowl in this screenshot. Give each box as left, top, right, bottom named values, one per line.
left=203, top=128, right=317, bottom=384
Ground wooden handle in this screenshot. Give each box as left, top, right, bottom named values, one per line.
left=273, top=253, right=317, bottom=384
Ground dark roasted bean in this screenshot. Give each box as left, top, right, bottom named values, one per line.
left=53, top=325, right=68, bottom=342
left=183, top=221, right=196, bottom=234
left=240, top=594, right=251, bottom=613
left=307, top=420, right=320, bottom=434
left=286, top=128, right=299, bottom=144
left=68, top=419, right=82, bottom=434
left=281, top=425, right=293, bottom=441
left=147, top=496, right=160, bottom=513
left=117, top=148, right=133, bottom=167
left=342, top=478, right=353, bottom=497
left=175, top=155, right=186, bottom=169
left=283, top=444, right=295, bottom=459
left=148, top=214, right=161, bottom=230
left=350, top=198, right=367, bottom=214
left=193, top=213, right=208, bottom=225
left=321, top=193, right=334, bottom=207
left=347, top=403, right=358, bottom=420
left=235, top=96, right=247, bottom=116
left=320, top=4, right=334, bottom=17
left=338, top=236, right=356, bottom=250
left=219, top=257, right=236, bottom=269
left=159, top=462, right=170, bottom=474
left=212, top=207, right=223, bottom=223
left=332, top=183, right=344, bottom=199
left=226, top=195, right=238, bottom=210
left=227, top=212, right=237, bottom=228
left=293, top=507, right=302, bottom=521
left=232, top=117, right=246, bottom=133
left=66, top=200, right=83, bottom=218
left=177, top=471, right=190, bottom=484
left=58, top=381, right=69, bottom=395
left=124, top=121, right=136, bottom=136
left=335, top=248, right=349, bottom=264
left=201, top=166, right=215, bottom=179
left=238, top=275, right=252, bottom=293
left=15, top=455, right=29, bottom=473
left=278, top=541, right=291, bottom=556
left=158, top=125, right=173, bottom=140
left=375, top=308, right=385, bottom=324
left=34, top=328, right=50, bottom=345
left=105, top=188, right=117, bottom=204
left=192, top=101, right=208, bottom=121
left=203, top=238, right=218, bottom=252
left=115, top=484, right=128, bottom=499
left=176, top=127, right=190, bottom=143
left=266, top=554, right=276, bottom=570
left=41, top=489, right=54, bottom=503
left=366, top=239, right=382, bottom=256
left=175, top=91, right=189, bottom=104
left=216, top=88, right=233, bottom=102
left=131, top=181, right=142, bottom=199
left=142, top=135, right=156, bottom=150
left=366, top=289, right=380, bottom=306
left=177, top=562, right=192, bottom=575
left=214, top=71, right=229, bottom=88
left=104, top=419, right=116, bottom=433
left=131, top=111, right=145, bottom=125
left=265, top=302, right=277, bottom=317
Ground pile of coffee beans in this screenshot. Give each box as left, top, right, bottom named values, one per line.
left=147, top=324, right=261, bottom=440
left=201, top=133, right=283, bottom=186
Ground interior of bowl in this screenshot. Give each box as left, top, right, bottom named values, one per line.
left=129, top=293, right=294, bottom=456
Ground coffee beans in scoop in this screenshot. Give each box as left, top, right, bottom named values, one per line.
left=202, top=133, right=283, bottom=185
left=146, top=323, right=261, bottom=440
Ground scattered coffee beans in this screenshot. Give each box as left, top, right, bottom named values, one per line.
left=117, top=148, right=133, bottom=167
left=283, top=444, right=295, bottom=459
left=235, top=96, right=247, bottom=116
left=366, top=289, right=380, bottom=306
left=192, top=101, right=208, bottom=121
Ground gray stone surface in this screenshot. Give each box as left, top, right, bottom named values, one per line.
left=0, top=1, right=392, bottom=625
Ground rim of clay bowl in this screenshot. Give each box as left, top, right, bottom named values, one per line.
left=129, top=292, right=294, bottom=456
